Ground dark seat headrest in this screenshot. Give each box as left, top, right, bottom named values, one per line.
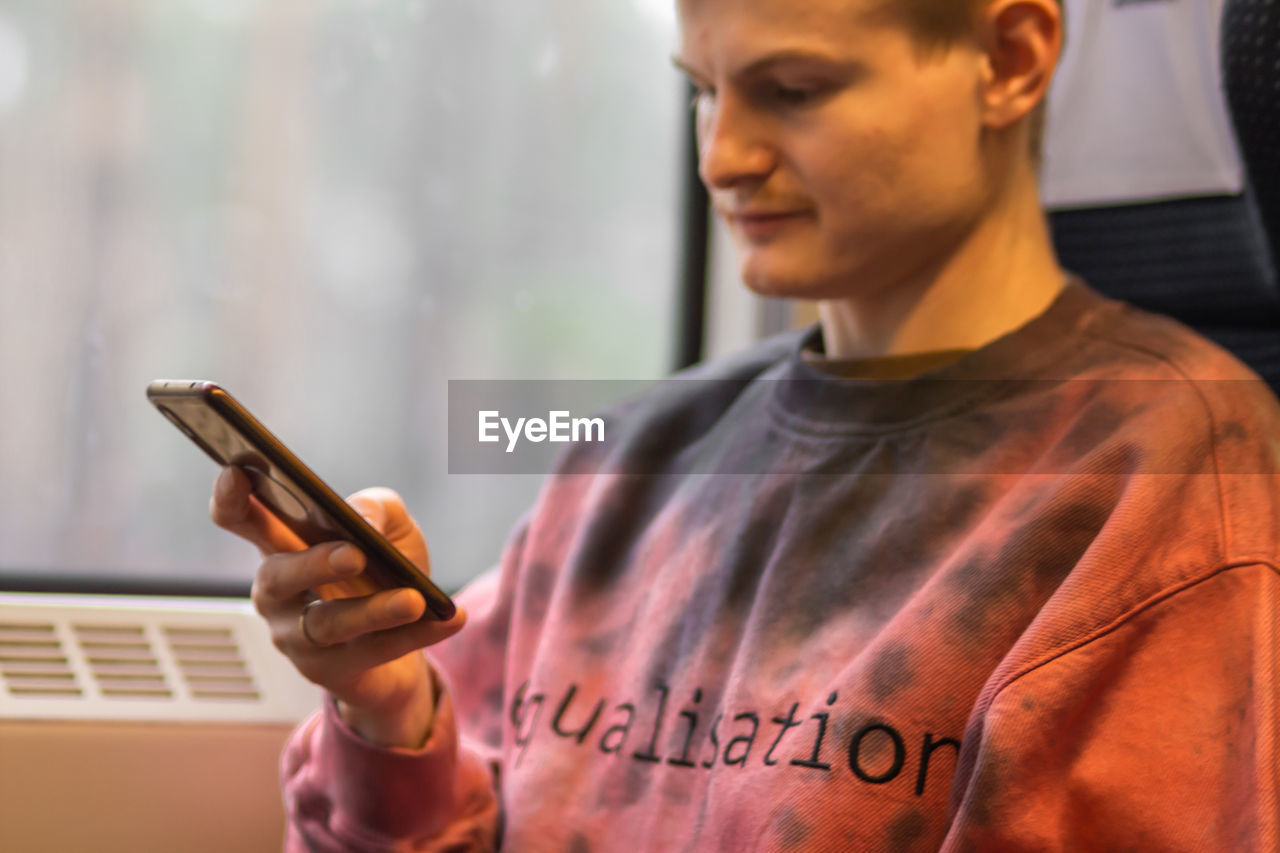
left=1222, top=0, right=1280, bottom=266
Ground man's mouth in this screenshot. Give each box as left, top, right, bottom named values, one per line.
left=725, top=209, right=807, bottom=238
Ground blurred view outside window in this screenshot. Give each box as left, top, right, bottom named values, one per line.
left=0, top=0, right=683, bottom=590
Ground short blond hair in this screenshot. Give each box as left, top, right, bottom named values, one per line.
left=886, top=0, right=1063, bottom=166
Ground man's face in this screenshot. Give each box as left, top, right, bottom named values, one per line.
left=675, top=0, right=996, bottom=301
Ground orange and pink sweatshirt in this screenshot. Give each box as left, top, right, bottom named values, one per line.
left=282, top=280, right=1280, bottom=851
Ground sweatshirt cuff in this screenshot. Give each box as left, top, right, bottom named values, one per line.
left=285, top=668, right=462, bottom=843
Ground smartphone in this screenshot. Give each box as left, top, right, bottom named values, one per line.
left=147, top=379, right=456, bottom=621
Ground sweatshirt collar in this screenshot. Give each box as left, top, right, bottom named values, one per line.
left=770, top=278, right=1114, bottom=431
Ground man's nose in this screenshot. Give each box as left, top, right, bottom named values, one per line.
left=697, top=96, right=776, bottom=191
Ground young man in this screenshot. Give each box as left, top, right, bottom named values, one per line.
left=212, top=0, right=1280, bottom=848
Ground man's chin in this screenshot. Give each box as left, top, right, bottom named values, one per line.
left=739, top=261, right=848, bottom=301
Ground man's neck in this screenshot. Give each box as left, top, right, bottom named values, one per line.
left=817, top=167, right=1065, bottom=360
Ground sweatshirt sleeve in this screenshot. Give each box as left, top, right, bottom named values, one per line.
left=281, top=681, right=499, bottom=852
left=944, top=562, right=1280, bottom=851
left=277, top=517, right=530, bottom=851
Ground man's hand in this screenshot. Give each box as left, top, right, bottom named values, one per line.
left=210, top=466, right=466, bottom=748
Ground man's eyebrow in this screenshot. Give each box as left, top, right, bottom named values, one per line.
left=669, top=55, right=705, bottom=81
left=670, top=49, right=854, bottom=82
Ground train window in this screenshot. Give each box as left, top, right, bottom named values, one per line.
left=0, top=0, right=686, bottom=592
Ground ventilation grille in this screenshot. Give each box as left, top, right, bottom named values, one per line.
left=78, top=623, right=171, bottom=699
left=0, top=594, right=320, bottom=723
left=164, top=626, right=260, bottom=702
left=0, top=622, right=79, bottom=697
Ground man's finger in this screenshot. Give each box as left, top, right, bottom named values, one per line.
left=254, top=542, right=367, bottom=610
left=348, top=488, right=417, bottom=539
left=295, top=587, right=427, bottom=648
left=342, top=603, right=468, bottom=670
left=346, top=487, right=432, bottom=574
left=210, top=467, right=307, bottom=555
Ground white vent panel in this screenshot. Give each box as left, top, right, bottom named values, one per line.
left=0, top=594, right=323, bottom=723
left=75, top=623, right=173, bottom=699
left=0, top=622, right=80, bottom=697
left=164, top=625, right=261, bottom=701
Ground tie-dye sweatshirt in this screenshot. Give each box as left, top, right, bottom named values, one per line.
left=282, top=280, right=1280, bottom=851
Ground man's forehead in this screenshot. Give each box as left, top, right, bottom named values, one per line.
left=676, top=0, right=894, bottom=54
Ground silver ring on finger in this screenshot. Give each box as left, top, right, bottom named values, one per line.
left=299, top=599, right=330, bottom=648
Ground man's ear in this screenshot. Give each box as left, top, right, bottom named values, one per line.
left=977, top=0, right=1062, bottom=130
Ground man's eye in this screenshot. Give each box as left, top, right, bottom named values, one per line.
left=689, top=87, right=716, bottom=112
left=765, top=82, right=824, bottom=107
